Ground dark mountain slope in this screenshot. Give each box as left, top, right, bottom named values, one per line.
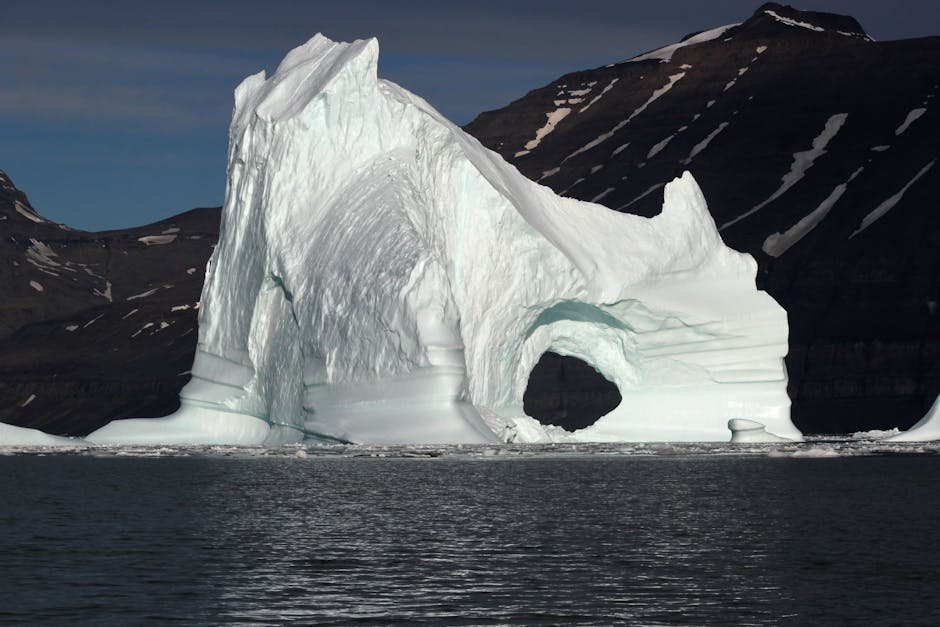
left=465, top=3, right=940, bottom=434
left=0, top=169, right=220, bottom=435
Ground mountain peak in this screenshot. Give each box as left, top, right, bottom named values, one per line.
left=744, top=3, right=870, bottom=40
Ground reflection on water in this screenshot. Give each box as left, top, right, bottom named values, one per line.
left=1, top=452, right=939, bottom=624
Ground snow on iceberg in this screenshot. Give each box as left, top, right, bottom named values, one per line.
left=88, top=34, right=799, bottom=446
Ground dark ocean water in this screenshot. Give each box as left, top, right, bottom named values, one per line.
left=1, top=450, right=939, bottom=625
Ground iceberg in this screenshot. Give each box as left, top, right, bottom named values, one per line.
left=87, top=34, right=799, bottom=446
left=0, top=422, right=81, bottom=446
left=885, top=396, right=940, bottom=442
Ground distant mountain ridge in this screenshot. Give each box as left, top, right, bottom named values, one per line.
left=464, top=2, right=940, bottom=433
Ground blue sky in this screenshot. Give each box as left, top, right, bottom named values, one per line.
left=2, top=0, right=937, bottom=231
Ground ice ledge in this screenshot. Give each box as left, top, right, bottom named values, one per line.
left=728, top=419, right=793, bottom=443
left=86, top=406, right=270, bottom=445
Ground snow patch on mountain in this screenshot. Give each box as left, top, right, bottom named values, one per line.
left=722, top=113, right=848, bottom=230
left=630, top=24, right=738, bottom=63
left=617, top=183, right=665, bottom=211
left=138, top=234, right=178, bottom=246
left=850, top=160, right=936, bottom=238
left=14, top=200, right=44, bottom=223
left=895, top=108, right=927, bottom=135
left=764, top=9, right=824, bottom=32
left=565, top=72, right=686, bottom=162
left=127, top=288, right=159, bottom=301
left=579, top=78, right=618, bottom=113
left=517, top=107, right=572, bottom=154
left=93, top=280, right=113, bottom=302
left=647, top=135, right=676, bottom=159
left=763, top=166, right=864, bottom=257
left=682, top=122, right=729, bottom=165
left=25, top=239, right=61, bottom=276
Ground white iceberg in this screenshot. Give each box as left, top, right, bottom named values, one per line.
left=88, top=34, right=798, bottom=446
left=0, top=422, right=81, bottom=447
left=885, top=396, right=940, bottom=442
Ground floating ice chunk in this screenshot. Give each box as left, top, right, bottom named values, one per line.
left=728, top=419, right=792, bottom=443
left=851, top=427, right=901, bottom=440
left=88, top=34, right=798, bottom=446
left=788, top=447, right=841, bottom=458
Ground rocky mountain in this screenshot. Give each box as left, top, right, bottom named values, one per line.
left=465, top=3, right=940, bottom=434
left=0, top=169, right=219, bottom=435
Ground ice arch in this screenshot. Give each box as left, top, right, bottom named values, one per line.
left=87, top=34, right=800, bottom=445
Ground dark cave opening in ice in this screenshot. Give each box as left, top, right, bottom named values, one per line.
left=523, top=352, right=622, bottom=432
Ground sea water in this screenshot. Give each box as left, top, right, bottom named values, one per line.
left=1, top=442, right=939, bottom=625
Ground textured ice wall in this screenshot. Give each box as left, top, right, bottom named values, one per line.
left=89, top=35, right=799, bottom=445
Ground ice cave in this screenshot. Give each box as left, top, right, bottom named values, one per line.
left=82, top=34, right=806, bottom=446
